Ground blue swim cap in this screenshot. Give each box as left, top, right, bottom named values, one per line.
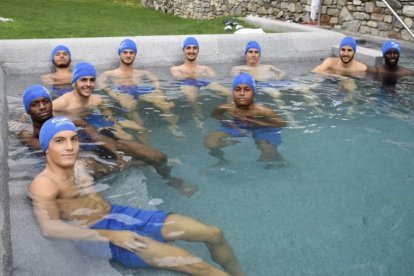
left=71, top=62, right=97, bottom=83
left=51, top=45, right=71, bottom=62
left=339, top=36, right=357, bottom=51
left=182, top=37, right=199, bottom=50
left=23, top=85, right=52, bottom=113
left=39, top=116, right=78, bottom=152
left=118, top=39, right=137, bottom=55
left=232, top=72, right=256, bottom=95
left=382, top=40, right=401, bottom=55
left=245, top=40, right=261, bottom=54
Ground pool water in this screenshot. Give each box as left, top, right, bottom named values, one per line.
left=7, top=59, right=414, bottom=275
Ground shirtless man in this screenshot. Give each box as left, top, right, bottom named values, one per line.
left=98, top=38, right=182, bottom=137
left=53, top=61, right=198, bottom=196
left=41, top=45, right=73, bottom=96
left=204, top=73, right=287, bottom=166
left=170, top=36, right=230, bottom=128
left=231, top=40, right=285, bottom=82
left=312, top=36, right=368, bottom=77
left=28, top=116, right=244, bottom=276
left=368, top=40, right=414, bottom=88
left=313, top=36, right=367, bottom=113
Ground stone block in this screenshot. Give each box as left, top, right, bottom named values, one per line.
left=359, top=25, right=370, bottom=33
left=378, top=22, right=392, bottom=30
left=353, top=12, right=370, bottom=20
left=369, top=28, right=379, bottom=35
left=365, top=2, right=375, bottom=13
left=403, top=6, right=414, bottom=17
left=340, top=6, right=354, bottom=21
left=384, top=15, right=393, bottom=23
left=404, top=17, right=413, bottom=28
left=401, top=29, right=414, bottom=40
left=367, top=20, right=378, bottom=27
left=296, top=2, right=303, bottom=13
left=330, top=17, right=339, bottom=24
left=327, top=8, right=340, bottom=16
left=371, top=12, right=385, bottom=21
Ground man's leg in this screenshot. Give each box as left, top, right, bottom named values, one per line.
left=161, top=214, right=244, bottom=276
left=117, top=140, right=198, bottom=197
left=134, top=237, right=228, bottom=276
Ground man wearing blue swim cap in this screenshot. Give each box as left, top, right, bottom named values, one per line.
left=170, top=36, right=231, bottom=128
left=97, top=38, right=182, bottom=137
left=170, top=36, right=220, bottom=81
left=368, top=40, right=414, bottom=83
left=312, top=36, right=368, bottom=76
left=204, top=73, right=287, bottom=167
left=41, top=45, right=73, bottom=95
left=231, top=40, right=285, bottom=82
left=15, top=85, right=54, bottom=149
left=53, top=61, right=101, bottom=112
left=29, top=116, right=243, bottom=275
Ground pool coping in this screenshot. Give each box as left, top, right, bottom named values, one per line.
left=0, top=18, right=384, bottom=275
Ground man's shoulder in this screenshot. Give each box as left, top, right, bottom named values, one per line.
left=101, top=68, right=121, bottom=77
left=29, top=172, right=59, bottom=199
left=53, top=92, right=71, bottom=104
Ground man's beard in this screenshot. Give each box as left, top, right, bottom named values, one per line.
left=121, top=58, right=134, bottom=65
left=340, top=53, right=354, bottom=64
left=53, top=59, right=71, bottom=68
left=385, top=56, right=399, bottom=68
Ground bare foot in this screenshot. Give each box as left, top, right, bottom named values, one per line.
left=167, top=177, right=199, bottom=197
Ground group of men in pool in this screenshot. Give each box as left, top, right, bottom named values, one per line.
left=19, top=35, right=413, bottom=275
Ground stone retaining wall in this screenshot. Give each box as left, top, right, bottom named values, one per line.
left=140, top=0, right=414, bottom=41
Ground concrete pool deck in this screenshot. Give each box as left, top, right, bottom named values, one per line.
left=0, top=17, right=383, bottom=275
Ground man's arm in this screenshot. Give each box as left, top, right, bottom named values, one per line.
left=312, top=58, right=333, bottom=74
left=52, top=95, right=70, bottom=113
left=29, top=175, right=148, bottom=251
left=270, top=65, right=286, bottom=80
left=211, top=104, right=233, bottom=121
left=143, top=70, right=161, bottom=90
left=170, top=66, right=185, bottom=79
left=41, top=73, right=55, bottom=86
left=230, top=66, right=243, bottom=76
left=17, top=129, right=41, bottom=150
left=244, top=105, right=287, bottom=128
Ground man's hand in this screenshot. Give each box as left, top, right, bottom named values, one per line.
left=106, top=230, right=149, bottom=253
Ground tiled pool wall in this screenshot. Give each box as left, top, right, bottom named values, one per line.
left=1, top=24, right=384, bottom=275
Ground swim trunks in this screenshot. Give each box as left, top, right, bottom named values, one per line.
left=116, top=85, right=154, bottom=97
left=84, top=113, right=115, bottom=129
left=77, top=205, right=168, bottom=268
left=51, top=85, right=72, bottom=97
left=219, top=121, right=282, bottom=147
left=176, top=79, right=212, bottom=88
left=256, top=80, right=293, bottom=89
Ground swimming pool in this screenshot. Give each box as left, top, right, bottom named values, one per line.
left=5, top=48, right=414, bottom=276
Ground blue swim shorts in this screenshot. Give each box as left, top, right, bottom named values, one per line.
left=256, top=80, right=293, bottom=89
left=176, top=78, right=211, bottom=88
left=77, top=205, right=168, bottom=268
left=219, top=123, right=282, bottom=147
left=52, top=85, right=73, bottom=97
left=116, top=85, right=154, bottom=97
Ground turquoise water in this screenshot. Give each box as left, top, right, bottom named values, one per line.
left=7, top=59, right=414, bottom=275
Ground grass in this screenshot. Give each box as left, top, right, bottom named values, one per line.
left=0, top=0, right=251, bottom=39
